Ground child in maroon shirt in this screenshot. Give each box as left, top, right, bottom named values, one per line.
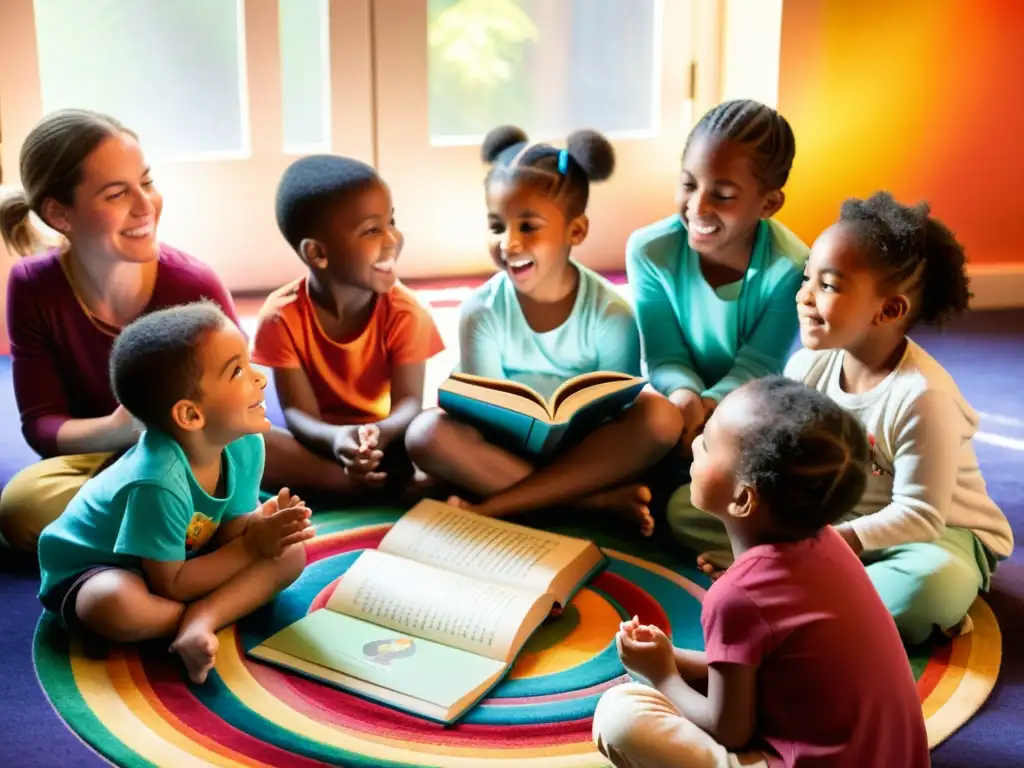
left=593, top=377, right=929, bottom=768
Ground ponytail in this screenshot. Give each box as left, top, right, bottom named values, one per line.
left=0, top=190, right=47, bottom=257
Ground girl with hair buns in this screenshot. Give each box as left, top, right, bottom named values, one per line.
left=406, top=126, right=683, bottom=533
left=0, top=109, right=239, bottom=553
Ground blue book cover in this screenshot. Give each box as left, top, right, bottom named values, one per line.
left=438, top=371, right=646, bottom=460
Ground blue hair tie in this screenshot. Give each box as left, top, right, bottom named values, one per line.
left=558, top=148, right=569, bottom=174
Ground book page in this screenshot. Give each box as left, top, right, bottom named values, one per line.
left=327, top=549, right=550, bottom=662
left=550, top=371, right=636, bottom=413
left=379, top=500, right=597, bottom=602
left=552, top=378, right=645, bottom=421
left=252, top=610, right=507, bottom=714
left=442, top=376, right=551, bottom=421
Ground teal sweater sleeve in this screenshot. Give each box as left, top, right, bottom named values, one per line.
left=595, top=304, right=643, bottom=377
left=703, top=265, right=804, bottom=401
left=626, top=220, right=706, bottom=396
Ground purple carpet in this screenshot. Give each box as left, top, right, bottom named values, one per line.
left=1, top=310, right=1021, bottom=767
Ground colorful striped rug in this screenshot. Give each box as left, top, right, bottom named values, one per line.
left=33, top=508, right=1002, bottom=767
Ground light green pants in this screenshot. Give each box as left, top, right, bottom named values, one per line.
left=667, top=485, right=994, bottom=645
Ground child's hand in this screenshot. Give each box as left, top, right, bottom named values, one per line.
left=700, top=397, right=717, bottom=424
left=333, top=425, right=387, bottom=487
left=616, top=623, right=677, bottom=686
left=245, top=495, right=313, bottom=558
left=619, top=614, right=641, bottom=637
left=835, top=524, right=865, bottom=555
left=670, top=389, right=705, bottom=448
left=256, top=279, right=302, bottom=322
left=261, top=487, right=303, bottom=515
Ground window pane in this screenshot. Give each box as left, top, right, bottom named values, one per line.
left=280, top=0, right=331, bottom=152
left=428, top=0, right=658, bottom=142
left=33, top=0, right=246, bottom=158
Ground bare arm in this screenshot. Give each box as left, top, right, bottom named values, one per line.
left=656, top=662, right=757, bottom=751
left=374, top=361, right=426, bottom=449
left=142, top=495, right=311, bottom=602
left=674, top=647, right=709, bottom=682
left=142, top=536, right=256, bottom=603
left=273, top=366, right=341, bottom=456
left=55, top=406, right=140, bottom=455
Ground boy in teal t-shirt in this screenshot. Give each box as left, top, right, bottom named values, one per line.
left=37, top=302, right=313, bottom=684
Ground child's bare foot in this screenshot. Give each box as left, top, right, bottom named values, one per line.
left=696, top=550, right=732, bottom=580
left=402, top=468, right=443, bottom=503
left=170, top=620, right=219, bottom=684
left=582, top=484, right=654, bottom=536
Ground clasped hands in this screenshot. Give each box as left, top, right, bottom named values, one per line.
left=615, top=615, right=678, bottom=687
left=244, top=487, right=314, bottom=558
left=670, top=389, right=718, bottom=456
left=332, top=424, right=388, bottom=488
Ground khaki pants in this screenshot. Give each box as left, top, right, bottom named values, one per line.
left=593, top=683, right=769, bottom=768
left=0, top=452, right=113, bottom=553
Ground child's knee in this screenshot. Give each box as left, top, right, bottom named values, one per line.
left=633, top=392, right=685, bottom=451
left=405, top=409, right=458, bottom=464
left=873, top=547, right=982, bottom=642
left=592, top=683, right=655, bottom=757
left=78, top=573, right=168, bottom=642
left=0, top=473, right=51, bottom=552
left=404, top=410, right=438, bottom=459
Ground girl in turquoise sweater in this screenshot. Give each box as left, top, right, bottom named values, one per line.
left=626, top=100, right=808, bottom=557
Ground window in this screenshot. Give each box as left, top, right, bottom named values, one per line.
left=1, top=0, right=732, bottom=289
left=280, top=0, right=332, bottom=153
left=33, top=0, right=248, bottom=159
left=427, top=0, right=659, bottom=143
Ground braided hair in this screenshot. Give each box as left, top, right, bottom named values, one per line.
left=684, top=99, right=796, bottom=189
left=839, top=192, right=970, bottom=328
left=481, top=125, right=615, bottom=219
left=735, top=377, right=870, bottom=535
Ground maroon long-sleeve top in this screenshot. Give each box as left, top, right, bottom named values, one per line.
left=6, top=244, right=240, bottom=457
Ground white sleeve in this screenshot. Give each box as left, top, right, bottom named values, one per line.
left=456, top=295, right=505, bottom=380
left=783, top=348, right=815, bottom=382
left=849, top=391, right=961, bottom=551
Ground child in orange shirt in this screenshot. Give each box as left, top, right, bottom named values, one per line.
left=253, top=156, right=445, bottom=499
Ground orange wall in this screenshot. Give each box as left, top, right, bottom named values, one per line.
left=778, top=0, right=1024, bottom=264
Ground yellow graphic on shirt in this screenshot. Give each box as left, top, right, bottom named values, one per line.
left=185, top=512, right=219, bottom=553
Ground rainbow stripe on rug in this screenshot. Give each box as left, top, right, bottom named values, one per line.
left=34, top=509, right=1001, bottom=767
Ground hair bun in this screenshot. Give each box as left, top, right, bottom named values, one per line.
left=481, top=125, right=528, bottom=164
left=566, top=129, right=615, bottom=182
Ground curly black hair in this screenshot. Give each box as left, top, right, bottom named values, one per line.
left=734, top=377, right=870, bottom=536
left=839, top=192, right=971, bottom=328
left=481, top=125, right=615, bottom=219
left=110, top=301, right=230, bottom=432
left=275, top=154, right=381, bottom=251
left=684, top=99, right=796, bottom=189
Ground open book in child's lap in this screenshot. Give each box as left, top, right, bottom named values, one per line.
left=438, top=371, right=646, bottom=459
left=248, top=500, right=607, bottom=723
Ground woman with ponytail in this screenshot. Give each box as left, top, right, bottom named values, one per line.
left=0, top=109, right=238, bottom=553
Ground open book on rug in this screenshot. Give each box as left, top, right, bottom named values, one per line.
left=248, top=500, right=606, bottom=723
